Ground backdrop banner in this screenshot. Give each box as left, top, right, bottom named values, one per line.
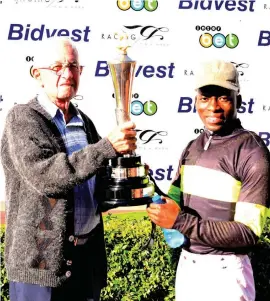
left=0, top=0, right=269, bottom=215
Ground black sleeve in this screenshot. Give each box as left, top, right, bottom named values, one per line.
left=172, top=212, right=258, bottom=248
left=172, top=143, right=270, bottom=249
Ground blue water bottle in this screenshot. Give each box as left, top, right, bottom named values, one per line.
left=152, top=193, right=187, bottom=248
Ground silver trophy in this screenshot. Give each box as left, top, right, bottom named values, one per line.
left=100, top=48, right=155, bottom=209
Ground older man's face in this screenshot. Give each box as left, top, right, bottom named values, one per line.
left=36, top=43, right=81, bottom=106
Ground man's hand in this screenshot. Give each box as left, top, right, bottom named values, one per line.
left=107, top=121, right=137, bottom=154
left=146, top=197, right=181, bottom=228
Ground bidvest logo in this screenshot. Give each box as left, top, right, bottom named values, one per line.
left=148, top=165, right=174, bottom=181
left=7, top=24, right=91, bottom=42
left=259, top=132, right=270, bottom=147
left=178, top=0, right=256, bottom=12
left=177, top=97, right=255, bottom=114
left=95, top=61, right=175, bottom=78
left=258, top=31, right=270, bottom=46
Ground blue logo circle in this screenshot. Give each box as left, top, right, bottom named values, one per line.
left=131, top=100, right=143, bottom=115
left=212, top=33, right=226, bottom=48
left=131, top=0, right=144, bottom=11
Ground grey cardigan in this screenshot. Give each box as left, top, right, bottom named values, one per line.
left=0, top=98, right=116, bottom=287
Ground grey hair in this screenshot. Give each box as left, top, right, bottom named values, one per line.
left=33, top=37, right=79, bottom=68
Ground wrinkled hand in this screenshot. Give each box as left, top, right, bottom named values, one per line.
left=107, top=121, right=137, bottom=154
left=146, top=197, right=180, bottom=228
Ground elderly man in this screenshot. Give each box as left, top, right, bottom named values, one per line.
left=147, top=60, right=270, bottom=301
left=0, top=37, right=137, bottom=301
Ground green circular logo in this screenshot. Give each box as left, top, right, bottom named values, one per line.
left=143, top=101, right=157, bottom=116
left=226, top=34, right=239, bottom=49
left=144, top=0, right=158, bottom=11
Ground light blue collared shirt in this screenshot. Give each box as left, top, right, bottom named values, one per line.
left=38, top=92, right=100, bottom=235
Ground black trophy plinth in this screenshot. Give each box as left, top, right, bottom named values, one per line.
left=98, top=155, right=154, bottom=211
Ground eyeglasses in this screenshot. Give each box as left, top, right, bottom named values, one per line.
left=38, top=62, right=83, bottom=76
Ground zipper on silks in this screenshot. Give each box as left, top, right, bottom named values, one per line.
left=204, top=132, right=213, bottom=150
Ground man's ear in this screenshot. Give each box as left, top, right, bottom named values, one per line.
left=31, top=67, right=41, bottom=80
left=32, top=68, right=44, bottom=87
left=236, top=94, right=242, bottom=109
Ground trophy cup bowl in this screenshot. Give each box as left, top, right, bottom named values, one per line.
left=99, top=48, right=155, bottom=210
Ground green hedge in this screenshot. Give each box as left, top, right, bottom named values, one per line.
left=101, top=215, right=179, bottom=301
left=1, top=216, right=270, bottom=301
left=249, top=217, right=270, bottom=301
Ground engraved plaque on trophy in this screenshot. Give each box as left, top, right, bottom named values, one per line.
left=100, top=48, right=155, bottom=209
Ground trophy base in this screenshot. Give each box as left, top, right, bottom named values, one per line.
left=98, top=155, right=155, bottom=211
left=100, top=197, right=153, bottom=210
